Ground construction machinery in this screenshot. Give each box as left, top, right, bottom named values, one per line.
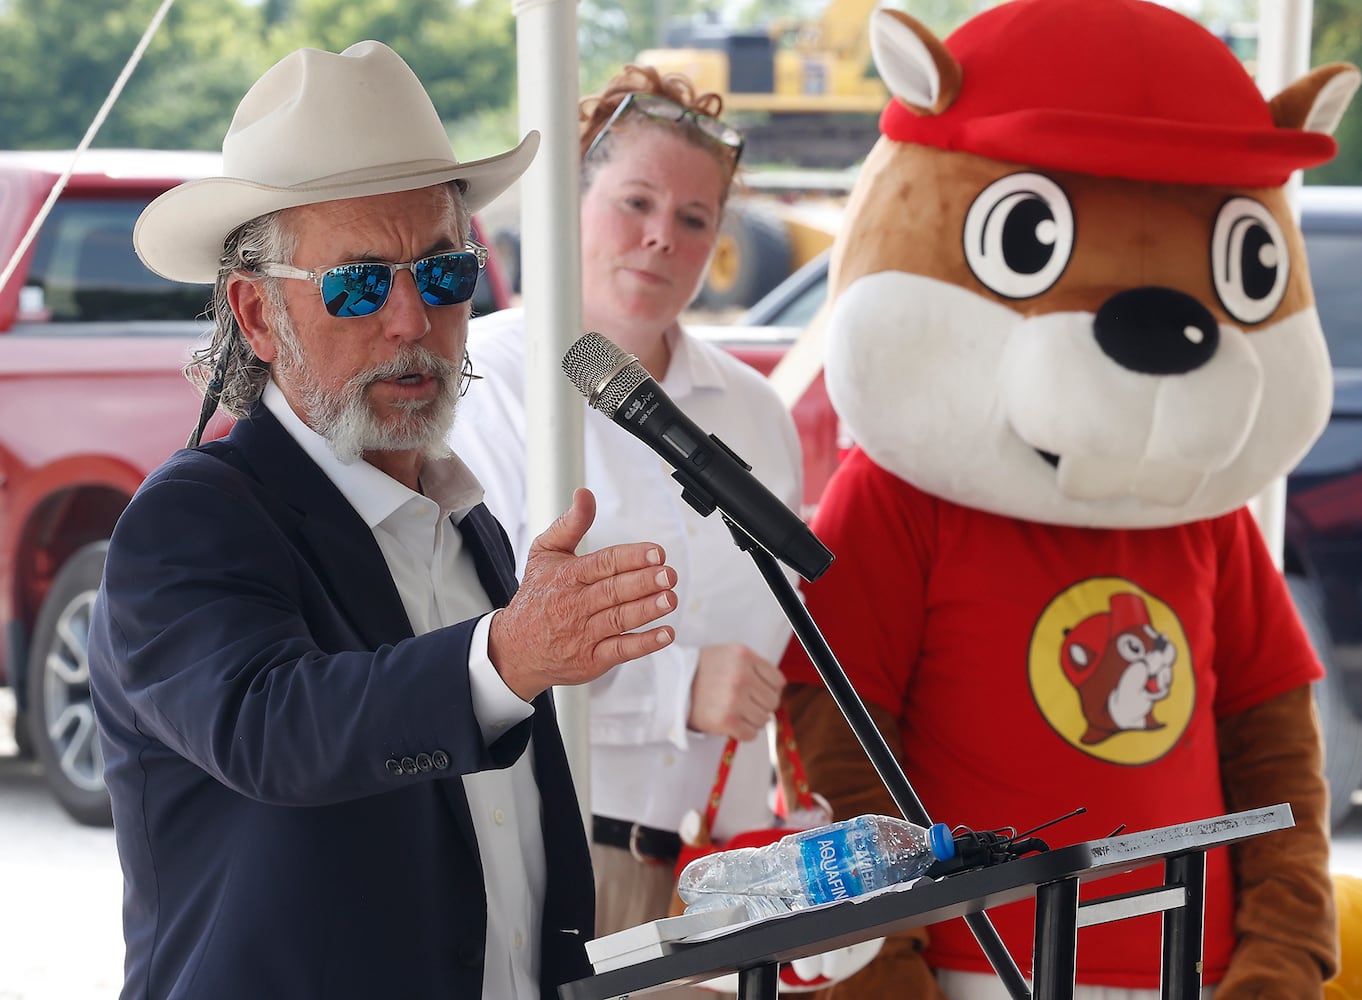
left=625, top=0, right=884, bottom=307
left=635, top=0, right=886, bottom=169
left=694, top=170, right=849, bottom=311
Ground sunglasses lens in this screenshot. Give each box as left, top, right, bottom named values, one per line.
left=415, top=252, right=479, bottom=307
left=632, top=93, right=679, bottom=120
left=319, top=263, right=391, bottom=317
left=628, top=93, right=742, bottom=156
left=697, top=118, right=743, bottom=150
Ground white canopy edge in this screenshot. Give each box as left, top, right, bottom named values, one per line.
left=511, top=0, right=590, bottom=826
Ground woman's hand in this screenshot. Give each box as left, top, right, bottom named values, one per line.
left=688, top=643, right=785, bottom=741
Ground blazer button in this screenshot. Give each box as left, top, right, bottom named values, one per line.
left=400, top=756, right=418, bottom=775
left=384, top=758, right=402, bottom=775
left=432, top=750, right=450, bottom=770
left=458, top=944, right=481, bottom=967
left=416, top=753, right=433, bottom=771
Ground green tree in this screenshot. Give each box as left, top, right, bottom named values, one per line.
left=117, top=0, right=270, bottom=150
left=0, top=0, right=518, bottom=151
left=264, top=0, right=517, bottom=124
left=0, top=0, right=267, bottom=150
left=1310, top=0, right=1362, bottom=184
left=576, top=0, right=714, bottom=91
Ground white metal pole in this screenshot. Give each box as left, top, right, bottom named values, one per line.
left=1251, top=0, right=1314, bottom=569
left=511, top=0, right=590, bottom=826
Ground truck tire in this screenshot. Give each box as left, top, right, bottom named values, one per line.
left=696, top=202, right=791, bottom=312
left=1289, top=574, right=1362, bottom=830
left=13, top=703, right=34, bottom=759
left=26, top=542, right=112, bottom=827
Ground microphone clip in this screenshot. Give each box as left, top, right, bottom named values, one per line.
left=672, top=432, right=751, bottom=518
left=925, top=807, right=1088, bottom=878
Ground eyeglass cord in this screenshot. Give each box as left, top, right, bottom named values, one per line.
left=187, top=339, right=232, bottom=448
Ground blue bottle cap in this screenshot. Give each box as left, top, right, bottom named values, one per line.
left=928, top=822, right=956, bottom=861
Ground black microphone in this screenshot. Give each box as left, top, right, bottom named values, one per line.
left=562, top=331, right=834, bottom=582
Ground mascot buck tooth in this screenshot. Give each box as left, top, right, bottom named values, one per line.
left=776, top=0, right=1360, bottom=997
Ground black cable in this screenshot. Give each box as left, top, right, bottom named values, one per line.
left=187, top=339, right=233, bottom=448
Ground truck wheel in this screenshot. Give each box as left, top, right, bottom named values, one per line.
left=696, top=202, right=791, bottom=311
left=13, top=703, right=35, bottom=759
left=26, top=542, right=112, bottom=827
left=1290, top=574, right=1362, bottom=830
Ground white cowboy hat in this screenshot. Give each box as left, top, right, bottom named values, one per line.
left=134, top=40, right=538, bottom=283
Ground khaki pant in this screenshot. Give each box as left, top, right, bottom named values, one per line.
left=591, top=841, right=729, bottom=999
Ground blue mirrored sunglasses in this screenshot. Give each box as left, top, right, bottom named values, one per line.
left=257, top=242, right=488, bottom=318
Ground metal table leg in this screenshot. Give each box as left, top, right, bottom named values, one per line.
left=736, top=962, right=779, bottom=1000
left=1033, top=877, right=1079, bottom=1000
left=1162, top=851, right=1206, bottom=1000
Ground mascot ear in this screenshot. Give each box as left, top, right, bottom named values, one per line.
left=870, top=8, right=961, bottom=117
left=1270, top=63, right=1361, bottom=136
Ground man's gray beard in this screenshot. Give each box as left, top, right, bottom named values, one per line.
left=271, top=308, right=461, bottom=466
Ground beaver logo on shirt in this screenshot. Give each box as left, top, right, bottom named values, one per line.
left=1061, top=593, right=1174, bottom=744
left=1028, top=578, right=1193, bottom=765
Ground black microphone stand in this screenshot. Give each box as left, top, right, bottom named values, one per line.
left=721, top=514, right=1033, bottom=1000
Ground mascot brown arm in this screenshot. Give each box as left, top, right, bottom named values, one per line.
left=783, top=683, right=948, bottom=999
left=1214, top=684, right=1338, bottom=996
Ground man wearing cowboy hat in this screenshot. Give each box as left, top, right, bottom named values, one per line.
left=87, top=41, right=680, bottom=1000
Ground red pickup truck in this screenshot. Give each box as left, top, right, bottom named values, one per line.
left=0, top=149, right=512, bottom=824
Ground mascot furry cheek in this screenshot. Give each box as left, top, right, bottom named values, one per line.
left=778, top=0, right=1360, bottom=997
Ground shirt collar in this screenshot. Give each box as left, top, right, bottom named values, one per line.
left=262, top=379, right=484, bottom=528
left=659, top=325, right=727, bottom=398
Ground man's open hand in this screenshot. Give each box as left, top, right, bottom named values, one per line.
left=488, top=488, right=677, bottom=701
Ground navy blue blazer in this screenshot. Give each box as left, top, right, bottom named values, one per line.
left=89, top=403, right=594, bottom=999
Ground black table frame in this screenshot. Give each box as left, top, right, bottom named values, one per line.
left=559, top=804, right=1293, bottom=1000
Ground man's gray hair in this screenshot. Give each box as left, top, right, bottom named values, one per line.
left=186, top=183, right=470, bottom=419
left=186, top=213, right=294, bottom=418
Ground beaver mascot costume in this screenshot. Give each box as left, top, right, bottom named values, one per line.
left=777, top=0, right=1360, bottom=996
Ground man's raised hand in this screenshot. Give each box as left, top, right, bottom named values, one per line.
left=488, top=488, right=677, bottom=701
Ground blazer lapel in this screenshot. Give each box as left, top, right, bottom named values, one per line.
left=455, top=504, right=519, bottom=608
left=454, top=506, right=585, bottom=847
left=228, top=405, right=413, bottom=648
left=232, top=410, right=551, bottom=865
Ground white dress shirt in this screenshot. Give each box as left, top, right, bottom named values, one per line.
left=264, top=381, right=545, bottom=999
left=449, top=310, right=804, bottom=840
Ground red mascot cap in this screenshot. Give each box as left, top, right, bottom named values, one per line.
left=880, top=0, right=1337, bottom=188
left=1061, top=592, right=1153, bottom=685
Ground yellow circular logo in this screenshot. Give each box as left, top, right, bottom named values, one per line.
left=1028, top=577, right=1193, bottom=765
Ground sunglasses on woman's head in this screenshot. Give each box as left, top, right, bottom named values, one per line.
left=584, top=92, right=745, bottom=164
left=256, top=241, right=488, bottom=318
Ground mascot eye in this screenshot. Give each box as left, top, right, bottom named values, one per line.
left=1210, top=197, right=1290, bottom=325
left=963, top=173, right=1074, bottom=299
left=1116, top=634, right=1146, bottom=662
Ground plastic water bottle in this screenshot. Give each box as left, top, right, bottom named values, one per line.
left=676, top=815, right=956, bottom=920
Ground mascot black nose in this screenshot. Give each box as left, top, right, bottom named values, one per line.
left=1093, top=287, right=1220, bottom=375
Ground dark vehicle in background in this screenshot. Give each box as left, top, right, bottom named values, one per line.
left=698, top=185, right=1362, bottom=831
left=0, top=149, right=511, bottom=824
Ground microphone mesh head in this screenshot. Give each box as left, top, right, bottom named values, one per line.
left=562, top=332, right=648, bottom=415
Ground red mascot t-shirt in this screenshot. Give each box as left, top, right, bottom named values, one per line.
left=781, top=447, right=1322, bottom=988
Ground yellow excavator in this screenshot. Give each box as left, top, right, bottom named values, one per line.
left=634, top=0, right=883, bottom=308
left=636, top=0, right=886, bottom=170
